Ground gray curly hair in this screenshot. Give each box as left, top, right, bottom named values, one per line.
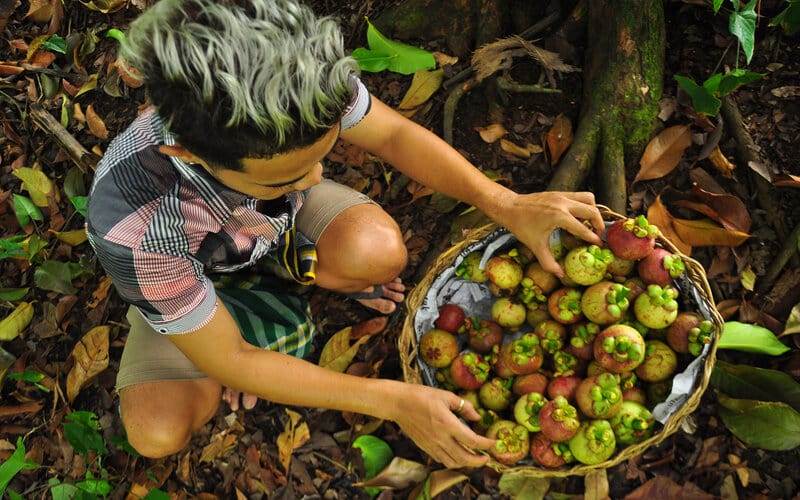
left=121, top=0, right=358, bottom=170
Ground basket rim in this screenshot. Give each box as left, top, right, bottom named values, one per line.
left=398, top=207, right=723, bottom=477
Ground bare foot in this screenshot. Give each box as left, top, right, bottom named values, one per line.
left=348, top=277, right=405, bottom=314
left=222, top=387, right=258, bottom=411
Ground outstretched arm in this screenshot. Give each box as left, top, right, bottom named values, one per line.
left=168, top=300, right=496, bottom=468
left=341, top=97, right=605, bottom=276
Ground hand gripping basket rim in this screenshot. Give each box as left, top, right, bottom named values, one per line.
left=398, top=206, right=723, bottom=477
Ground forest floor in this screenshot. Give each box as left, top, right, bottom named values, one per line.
left=1, top=0, right=800, bottom=499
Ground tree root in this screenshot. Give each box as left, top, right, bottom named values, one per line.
left=719, top=95, right=799, bottom=291
left=547, top=0, right=665, bottom=215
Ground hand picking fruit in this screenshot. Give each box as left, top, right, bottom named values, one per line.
left=417, top=213, right=716, bottom=467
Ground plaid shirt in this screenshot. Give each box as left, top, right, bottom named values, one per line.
left=87, top=77, right=371, bottom=334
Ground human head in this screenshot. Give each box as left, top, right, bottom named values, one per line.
left=121, top=0, right=358, bottom=171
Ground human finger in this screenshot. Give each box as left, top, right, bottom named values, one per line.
left=530, top=240, right=563, bottom=278
left=242, top=393, right=258, bottom=410
left=223, top=388, right=240, bottom=411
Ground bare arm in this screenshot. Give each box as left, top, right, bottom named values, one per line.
left=168, top=299, right=496, bottom=467
left=341, top=97, right=605, bottom=276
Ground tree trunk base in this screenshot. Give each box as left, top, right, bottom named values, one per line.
left=548, top=0, right=665, bottom=215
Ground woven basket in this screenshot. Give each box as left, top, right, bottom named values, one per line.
left=399, top=206, right=723, bottom=477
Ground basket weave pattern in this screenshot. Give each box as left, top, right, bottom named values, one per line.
left=399, top=207, right=723, bottom=477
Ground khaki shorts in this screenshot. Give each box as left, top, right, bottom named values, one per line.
left=115, top=178, right=376, bottom=390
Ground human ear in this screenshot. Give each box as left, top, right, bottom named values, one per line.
left=158, top=145, right=209, bottom=168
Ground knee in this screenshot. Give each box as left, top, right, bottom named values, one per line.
left=355, top=220, right=408, bottom=280
left=319, top=206, right=408, bottom=283
left=122, top=408, right=196, bottom=458
left=119, top=382, right=221, bottom=458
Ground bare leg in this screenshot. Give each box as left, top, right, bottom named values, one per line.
left=314, top=203, right=408, bottom=313
left=119, top=378, right=222, bottom=458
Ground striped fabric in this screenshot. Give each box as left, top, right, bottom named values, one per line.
left=86, top=76, right=371, bottom=336
left=213, top=273, right=315, bottom=357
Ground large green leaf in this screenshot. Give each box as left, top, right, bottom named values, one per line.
left=711, top=360, right=800, bottom=411
left=363, top=19, right=435, bottom=75
left=64, top=411, right=108, bottom=458
left=716, top=69, right=764, bottom=96
left=770, top=0, right=800, bottom=35
left=351, top=47, right=391, bottom=73
left=34, top=261, right=78, bottom=294
left=728, top=0, right=757, bottom=63
left=717, top=393, right=800, bottom=451
left=12, top=194, right=44, bottom=228
left=0, top=236, right=28, bottom=260
left=717, top=321, right=790, bottom=355
left=0, top=438, right=38, bottom=495
left=675, top=75, right=720, bottom=116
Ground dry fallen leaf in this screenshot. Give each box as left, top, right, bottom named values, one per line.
left=667, top=185, right=752, bottom=233
left=773, top=173, right=800, bottom=188
left=354, top=456, right=428, bottom=489
left=546, top=114, right=573, bottom=165
left=432, top=51, right=458, bottom=66
left=397, top=68, right=444, bottom=116
left=86, top=104, right=109, bottom=140
left=25, top=0, right=53, bottom=23
left=277, top=408, right=310, bottom=473
left=647, top=195, right=692, bottom=255
left=707, top=146, right=735, bottom=178
left=474, top=123, right=508, bottom=143
left=350, top=316, right=388, bottom=339
left=318, top=326, right=371, bottom=373
left=87, top=275, right=113, bottom=309
left=66, top=325, right=110, bottom=402
left=635, top=124, right=692, bottom=183
left=408, top=469, right=468, bottom=498
left=49, top=229, right=88, bottom=246
left=501, top=138, right=535, bottom=159
left=0, top=301, right=35, bottom=341
left=406, top=180, right=436, bottom=203
left=671, top=217, right=750, bottom=248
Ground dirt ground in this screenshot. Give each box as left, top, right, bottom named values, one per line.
left=1, top=0, right=800, bottom=498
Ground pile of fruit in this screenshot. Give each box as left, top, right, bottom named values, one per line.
left=417, top=215, right=716, bottom=467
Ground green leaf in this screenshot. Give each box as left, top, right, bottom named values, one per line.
left=25, top=234, right=49, bottom=262
left=76, top=477, right=112, bottom=496
left=42, top=34, right=67, bottom=54
left=49, top=481, right=79, bottom=500
left=0, top=438, right=38, bottom=495
left=64, top=167, right=87, bottom=198
left=0, top=237, right=28, bottom=260
left=64, top=411, right=108, bottom=458
left=351, top=47, right=392, bottom=73
left=144, top=489, right=171, bottom=500
left=716, top=69, right=764, bottom=96
left=729, top=0, right=758, bottom=63
left=675, top=75, right=721, bottom=116
left=34, top=261, right=79, bottom=294
left=352, top=435, right=394, bottom=480
left=713, top=0, right=725, bottom=13
left=711, top=360, right=800, bottom=411
left=717, top=393, right=800, bottom=450
left=106, top=28, right=125, bottom=42
left=702, top=72, right=723, bottom=94
left=70, top=196, right=88, bottom=218
left=12, top=194, right=44, bottom=227
left=363, top=19, right=435, bottom=75
left=0, top=288, right=29, bottom=301
left=770, top=0, right=800, bottom=35
left=717, top=321, right=790, bottom=355
left=109, top=434, right=140, bottom=456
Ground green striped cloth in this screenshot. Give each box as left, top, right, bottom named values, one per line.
left=212, top=269, right=316, bottom=359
